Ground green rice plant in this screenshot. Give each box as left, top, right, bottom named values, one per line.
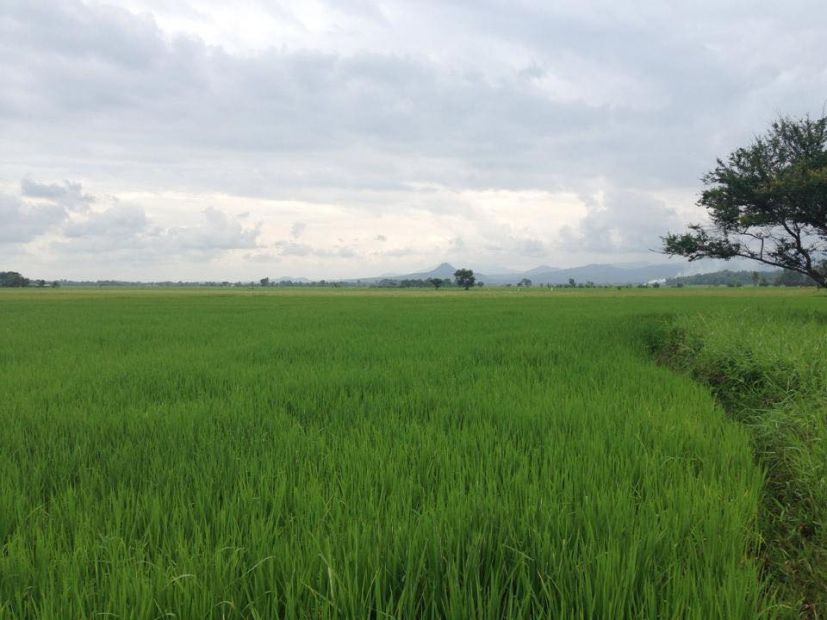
left=654, top=306, right=827, bottom=616
left=0, top=286, right=819, bottom=618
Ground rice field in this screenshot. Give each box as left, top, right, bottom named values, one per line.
left=0, top=287, right=823, bottom=618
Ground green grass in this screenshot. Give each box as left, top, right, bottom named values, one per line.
left=0, top=287, right=822, bottom=618
left=653, top=305, right=827, bottom=615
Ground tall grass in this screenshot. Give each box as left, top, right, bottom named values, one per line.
left=0, top=288, right=814, bottom=617
left=654, top=306, right=827, bottom=616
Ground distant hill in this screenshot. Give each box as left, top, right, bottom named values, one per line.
left=396, top=262, right=459, bottom=281
left=348, top=262, right=684, bottom=286
left=523, top=265, right=559, bottom=276
left=349, top=262, right=459, bottom=284
left=479, top=263, right=683, bottom=285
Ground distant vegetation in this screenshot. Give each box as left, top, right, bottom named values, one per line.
left=0, top=272, right=56, bottom=288
left=0, top=271, right=28, bottom=287
left=4, top=267, right=820, bottom=290
left=665, top=269, right=818, bottom=287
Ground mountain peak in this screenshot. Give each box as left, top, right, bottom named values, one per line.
left=430, top=263, right=457, bottom=276
left=525, top=264, right=558, bottom=275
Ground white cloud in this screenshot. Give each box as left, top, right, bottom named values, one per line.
left=559, top=189, right=682, bottom=254
left=290, top=222, right=306, bottom=238
left=21, top=178, right=94, bottom=212
left=274, top=240, right=358, bottom=259
left=63, top=204, right=150, bottom=239
left=0, top=193, right=66, bottom=244
left=1, top=0, right=826, bottom=278
left=169, top=207, right=260, bottom=251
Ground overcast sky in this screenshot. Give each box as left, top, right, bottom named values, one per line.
left=2, top=0, right=826, bottom=280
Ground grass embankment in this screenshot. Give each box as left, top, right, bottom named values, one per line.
left=0, top=288, right=812, bottom=617
left=653, top=308, right=827, bottom=616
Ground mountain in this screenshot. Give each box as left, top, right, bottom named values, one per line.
left=523, top=264, right=559, bottom=276
left=347, top=262, right=683, bottom=285
left=401, top=262, right=459, bottom=280
left=348, top=262, right=459, bottom=283
left=477, top=263, right=682, bottom=285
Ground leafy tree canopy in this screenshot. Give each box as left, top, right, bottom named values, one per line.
left=663, top=114, right=827, bottom=287
left=454, top=268, right=476, bottom=290
left=0, top=271, right=30, bottom=287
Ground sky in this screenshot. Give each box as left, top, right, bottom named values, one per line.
left=2, top=0, right=826, bottom=280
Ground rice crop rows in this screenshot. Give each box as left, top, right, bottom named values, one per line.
left=0, top=287, right=821, bottom=618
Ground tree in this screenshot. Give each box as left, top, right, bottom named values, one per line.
left=454, top=268, right=476, bottom=290
left=568, top=278, right=576, bottom=288
left=776, top=268, right=817, bottom=287
left=0, top=272, right=30, bottom=287
left=663, top=114, right=827, bottom=287
left=260, top=277, right=270, bottom=287
left=518, top=278, right=532, bottom=287
left=427, top=277, right=444, bottom=289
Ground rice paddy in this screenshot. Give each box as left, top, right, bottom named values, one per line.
left=0, top=287, right=823, bottom=618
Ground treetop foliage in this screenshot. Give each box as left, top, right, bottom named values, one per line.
left=0, top=271, right=31, bottom=287
left=664, top=114, right=827, bottom=287
left=453, top=268, right=476, bottom=290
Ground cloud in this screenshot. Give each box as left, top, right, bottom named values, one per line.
left=1, top=1, right=825, bottom=278
left=1, top=178, right=260, bottom=265
left=170, top=207, right=260, bottom=251
left=274, top=240, right=358, bottom=258
left=0, top=193, right=66, bottom=244
left=6, top=0, right=825, bottom=200
left=0, top=177, right=99, bottom=245
left=512, top=237, right=546, bottom=257
left=560, top=190, right=681, bottom=254
left=480, top=235, right=547, bottom=258
left=63, top=204, right=150, bottom=239
left=290, top=222, right=306, bottom=238
left=373, top=246, right=417, bottom=258
left=21, top=178, right=94, bottom=212
left=244, top=251, right=282, bottom=264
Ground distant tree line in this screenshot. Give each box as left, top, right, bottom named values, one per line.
left=664, top=269, right=818, bottom=288
left=373, top=278, right=451, bottom=288
left=0, top=272, right=57, bottom=288
left=1, top=271, right=30, bottom=287
left=7, top=268, right=816, bottom=290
